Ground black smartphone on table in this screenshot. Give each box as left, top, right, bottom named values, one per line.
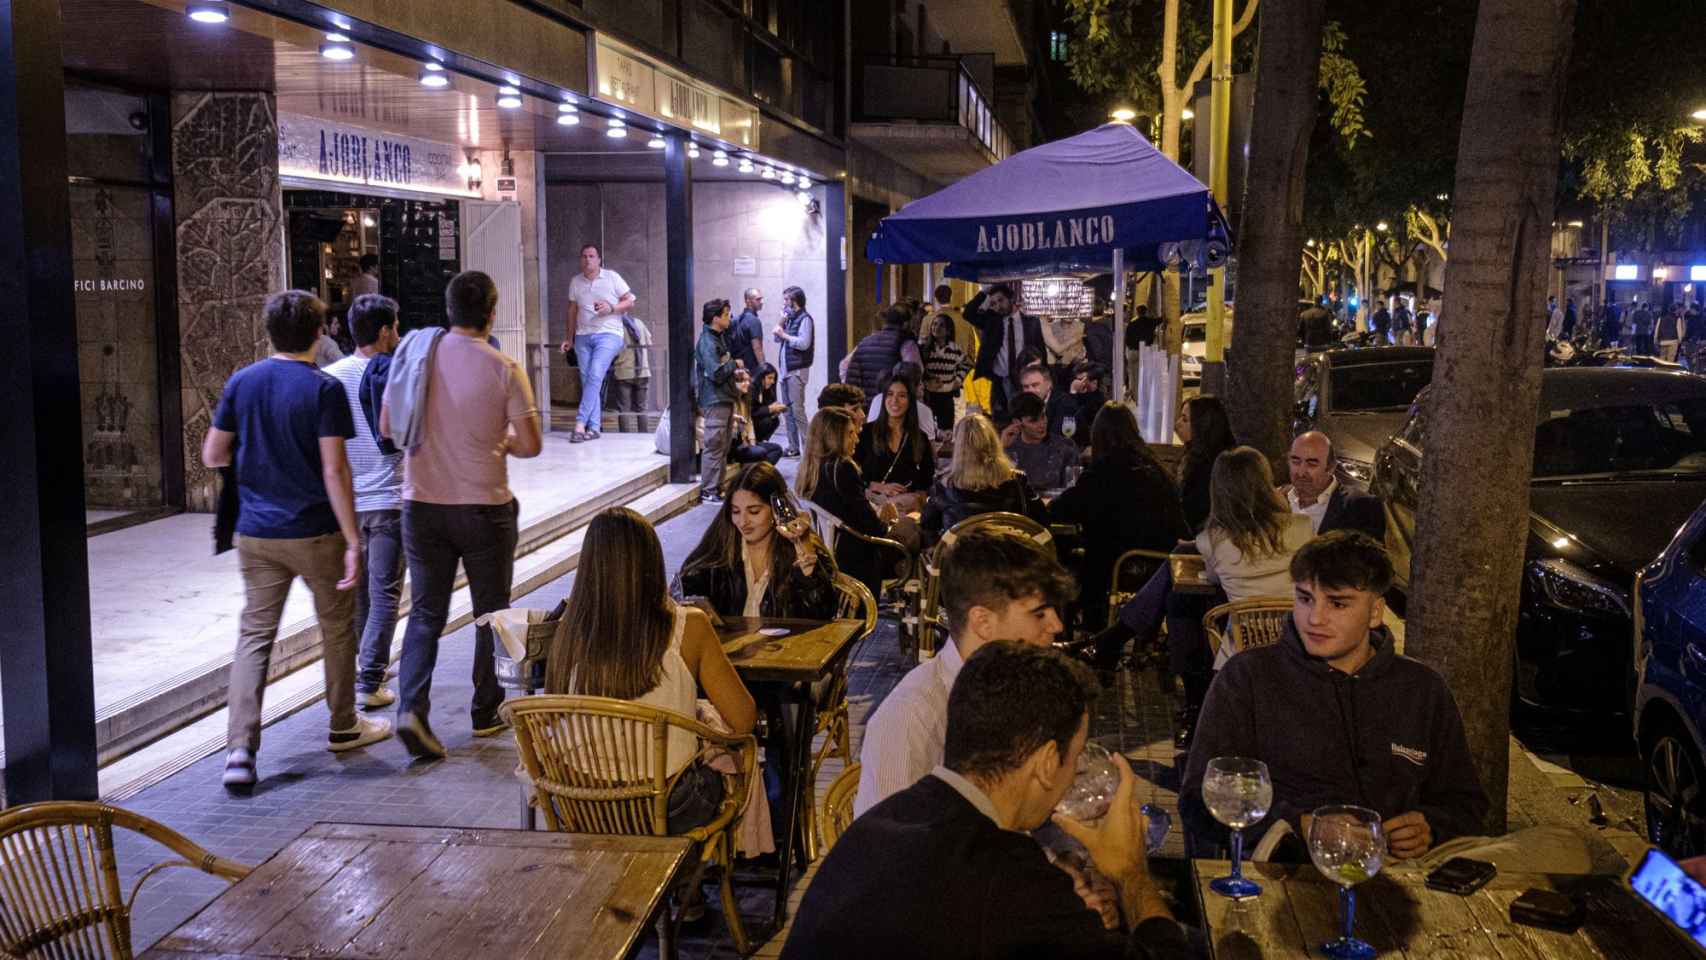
left=1425, top=856, right=1497, bottom=895
left=1627, top=846, right=1706, bottom=949
left=1509, top=888, right=1585, bottom=932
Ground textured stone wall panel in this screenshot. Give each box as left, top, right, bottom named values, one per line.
left=170, top=92, right=284, bottom=512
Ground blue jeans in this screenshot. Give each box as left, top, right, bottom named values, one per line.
left=574, top=332, right=624, bottom=431
left=397, top=499, right=519, bottom=724
left=354, top=508, right=405, bottom=692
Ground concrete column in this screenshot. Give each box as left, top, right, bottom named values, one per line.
left=0, top=0, right=99, bottom=803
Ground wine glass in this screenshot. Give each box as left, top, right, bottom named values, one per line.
left=1308, top=805, right=1385, bottom=960
left=1049, top=742, right=1172, bottom=862
left=769, top=492, right=807, bottom=539
left=1062, top=415, right=1077, bottom=440
left=1202, top=757, right=1273, bottom=898
left=1055, top=741, right=1121, bottom=821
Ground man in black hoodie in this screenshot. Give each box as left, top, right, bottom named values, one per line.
left=1180, top=531, right=1488, bottom=861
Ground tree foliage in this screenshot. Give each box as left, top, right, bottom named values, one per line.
left=1560, top=1, right=1706, bottom=248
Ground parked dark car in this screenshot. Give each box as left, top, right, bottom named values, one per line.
left=1293, top=346, right=1435, bottom=487
left=1373, top=368, right=1706, bottom=717
left=1634, top=498, right=1706, bottom=857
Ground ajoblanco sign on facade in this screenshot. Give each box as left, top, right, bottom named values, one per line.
left=278, top=113, right=475, bottom=198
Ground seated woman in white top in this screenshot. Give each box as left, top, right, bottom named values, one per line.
left=544, top=506, right=756, bottom=833
left=1196, top=446, right=1314, bottom=665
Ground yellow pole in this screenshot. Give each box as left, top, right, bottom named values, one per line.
left=1204, top=0, right=1233, bottom=381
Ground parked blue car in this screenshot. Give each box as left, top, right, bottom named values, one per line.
left=1633, top=497, right=1706, bottom=857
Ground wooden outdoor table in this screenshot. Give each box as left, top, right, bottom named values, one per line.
left=1191, top=859, right=1700, bottom=959
left=718, top=616, right=863, bottom=684
left=718, top=616, right=863, bottom=934
left=1171, top=547, right=1217, bottom=595
left=142, top=822, right=691, bottom=960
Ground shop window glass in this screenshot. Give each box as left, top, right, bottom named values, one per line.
left=684, top=0, right=743, bottom=90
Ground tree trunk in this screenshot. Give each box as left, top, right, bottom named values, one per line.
left=1224, top=0, right=1326, bottom=463
left=1404, top=0, right=1575, bottom=834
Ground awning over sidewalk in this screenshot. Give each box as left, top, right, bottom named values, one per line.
left=864, top=122, right=1229, bottom=281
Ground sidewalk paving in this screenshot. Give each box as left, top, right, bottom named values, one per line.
left=102, top=467, right=1651, bottom=956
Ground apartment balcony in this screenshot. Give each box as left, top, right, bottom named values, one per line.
left=851, top=53, right=1015, bottom=183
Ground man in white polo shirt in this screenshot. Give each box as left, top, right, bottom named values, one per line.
left=854, top=527, right=1071, bottom=814
left=558, top=242, right=636, bottom=443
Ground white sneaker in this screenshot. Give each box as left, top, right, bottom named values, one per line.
left=328, top=714, right=393, bottom=752
left=222, top=748, right=256, bottom=794
left=358, top=687, right=396, bottom=709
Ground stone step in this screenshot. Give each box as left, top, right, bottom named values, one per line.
left=1, top=462, right=670, bottom=779
left=97, top=482, right=703, bottom=803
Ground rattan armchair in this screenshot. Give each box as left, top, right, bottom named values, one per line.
left=499, top=695, right=759, bottom=955
left=819, top=763, right=862, bottom=853
left=0, top=801, right=250, bottom=959
left=800, top=499, right=920, bottom=654
left=1203, top=597, right=1294, bottom=660
left=801, top=575, right=877, bottom=861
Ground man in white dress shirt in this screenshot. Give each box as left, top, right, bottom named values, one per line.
left=854, top=527, right=1073, bottom=814
left=558, top=243, right=637, bottom=443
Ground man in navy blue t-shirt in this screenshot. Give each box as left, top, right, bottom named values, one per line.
left=201, top=290, right=394, bottom=793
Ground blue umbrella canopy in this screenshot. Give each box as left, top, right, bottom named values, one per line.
left=865, top=123, right=1228, bottom=282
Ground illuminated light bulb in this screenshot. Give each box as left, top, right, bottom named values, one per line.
left=497, top=86, right=522, bottom=109
left=186, top=2, right=228, bottom=23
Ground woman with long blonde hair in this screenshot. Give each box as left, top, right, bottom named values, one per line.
left=1197, top=446, right=1312, bottom=600
left=921, top=412, right=1047, bottom=534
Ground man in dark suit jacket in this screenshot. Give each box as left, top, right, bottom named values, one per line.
left=1283, top=431, right=1386, bottom=541
left=781, top=644, right=1192, bottom=960
left=965, top=284, right=1045, bottom=422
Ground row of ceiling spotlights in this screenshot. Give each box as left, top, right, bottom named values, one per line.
left=184, top=1, right=815, bottom=193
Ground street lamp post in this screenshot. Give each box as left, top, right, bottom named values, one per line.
left=1201, top=0, right=1233, bottom=394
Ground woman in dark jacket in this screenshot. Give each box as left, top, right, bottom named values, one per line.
left=855, top=366, right=935, bottom=511
left=751, top=363, right=784, bottom=443
left=1176, top=395, right=1236, bottom=533
left=1048, top=402, right=1188, bottom=626
left=798, top=406, right=904, bottom=594
left=676, top=462, right=837, bottom=620
left=921, top=412, right=1048, bottom=535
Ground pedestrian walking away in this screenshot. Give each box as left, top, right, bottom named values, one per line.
left=558, top=242, right=636, bottom=442
left=324, top=293, right=406, bottom=710
left=383, top=270, right=543, bottom=760
left=202, top=290, right=393, bottom=794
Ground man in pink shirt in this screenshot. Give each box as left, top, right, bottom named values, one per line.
left=382, top=271, right=543, bottom=758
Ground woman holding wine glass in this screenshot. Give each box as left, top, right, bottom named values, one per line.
left=675, top=462, right=837, bottom=620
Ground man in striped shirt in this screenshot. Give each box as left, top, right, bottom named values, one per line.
left=324, top=295, right=405, bottom=709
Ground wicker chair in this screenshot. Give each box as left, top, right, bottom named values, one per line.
left=820, top=763, right=862, bottom=853
left=800, top=575, right=877, bottom=861
left=0, top=801, right=250, bottom=959
left=1203, top=597, right=1294, bottom=660
left=499, top=696, right=759, bottom=955
left=916, top=511, right=1058, bottom=656
left=800, top=499, right=919, bottom=654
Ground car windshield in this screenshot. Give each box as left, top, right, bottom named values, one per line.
left=1328, top=360, right=1433, bottom=412
left=1532, top=398, right=1706, bottom=478
left=1183, top=324, right=1207, bottom=343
